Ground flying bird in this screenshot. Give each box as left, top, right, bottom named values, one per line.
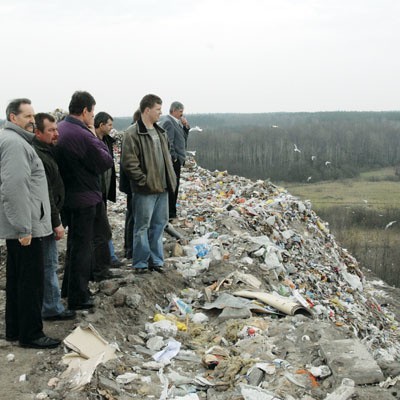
left=311, top=156, right=316, bottom=161
left=271, top=125, right=279, bottom=128
left=385, top=221, right=397, bottom=230
left=189, top=126, right=203, bottom=133
left=294, top=144, right=301, bottom=153
left=325, top=161, right=331, bottom=166
left=307, top=176, right=312, bottom=182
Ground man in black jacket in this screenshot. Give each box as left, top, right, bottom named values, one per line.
left=91, top=111, right=120, bottom=280
left=33, top=113, right=76, bottom=321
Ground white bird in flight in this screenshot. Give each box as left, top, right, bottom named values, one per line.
left=189, top=126, right=203, bottom=133
left=294, top=144, right=301, bottom=153
left=307, top=176, right=312, bottom=182
left=325, top=161, right=331, bottom=166
left=385, top=221, right=397, bottom=230
left=311, top=155, right=316, bottom=161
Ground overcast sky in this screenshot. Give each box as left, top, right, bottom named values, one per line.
left=0, top=0, right=399, bottom=117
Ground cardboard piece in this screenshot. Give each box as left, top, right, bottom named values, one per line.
left=60, top=324, right=117, bottom=391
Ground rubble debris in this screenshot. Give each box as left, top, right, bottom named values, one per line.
left=1, top=154, right=400, bottom=399
left=320, top=339, right=384, bottom=385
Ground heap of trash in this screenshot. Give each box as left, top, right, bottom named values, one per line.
left=1, top=155, right=400, bottom=400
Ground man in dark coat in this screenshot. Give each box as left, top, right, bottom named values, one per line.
left=33, top=113, right=75, bottom=321
left=56, top=91, right=113, bottom=310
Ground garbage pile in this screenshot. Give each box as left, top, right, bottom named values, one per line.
left=1, top=156, right=400, bottom=400
left=86, top=157, right=400, bottom=399
left=173, top=160, right=400, bottom=357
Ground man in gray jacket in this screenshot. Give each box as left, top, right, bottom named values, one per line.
left=158, top=101, right=190, bottom=221
left=0, top=98, right=61, bottom=349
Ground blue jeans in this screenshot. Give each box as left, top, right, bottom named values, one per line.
left=42, top=234, right=65, bottom=318
left=108, top=240, right=119, bottom=262
left=132, top=192, right=168, bottom=269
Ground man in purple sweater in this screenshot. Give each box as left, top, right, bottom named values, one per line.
left=56, top=91, right=113, bottom=310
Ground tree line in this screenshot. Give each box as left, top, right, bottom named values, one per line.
left=184, top=111, right=400, bottom=182
left=4, top=111, right=400, bottom=183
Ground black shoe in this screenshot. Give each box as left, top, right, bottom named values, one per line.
left=134, top=267, right=149, bottom=274
left=5, top=336, right=18, bottom=342
left=94, top=272, right=122, bottom=282
left=149, top=265, right=164, bottom=273
left=111, top=259, right=125, bottom=268
left=20, top=336, right=61, bottom=349
left=69, top=299, right=94, bottom=310
left=43, top=309, right=76, bottom=321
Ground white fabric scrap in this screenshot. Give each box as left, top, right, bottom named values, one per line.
left=152, top=338, right=181, bottom=363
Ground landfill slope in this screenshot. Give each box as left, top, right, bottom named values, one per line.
left=0, top=157, right=399, bottom=400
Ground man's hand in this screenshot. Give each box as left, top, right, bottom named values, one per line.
left=54, top=224, right=65, bottom=241
left=87, top=125, right=96, bottom=136
left=18, top=235, right=32, bottom=246
left=180, top=116, right=190, bottom=129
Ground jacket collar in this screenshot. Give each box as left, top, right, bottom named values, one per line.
left=168, top=114, right=182, bottom=127
left=137, top=117, right=165, bottom=135
left=4, top=121, right=35, bottom=144
left=32, top=136, right=53, bottom=152
left=64, top=115, right=93, bottom=134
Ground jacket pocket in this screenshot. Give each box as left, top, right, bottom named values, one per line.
left=40, top=202, right=45, bottom=220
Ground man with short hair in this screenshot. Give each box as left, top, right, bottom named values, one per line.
left=0, top=99, right=61, bottom=348
left=33, top=113, right=75, bottom=321
left=159, top=101, right=190, bottom=221
left=56, top=91, right=113, bottom=310
left=121, top=94, right=176, bottom=272
left=120, top=109, right=141, bottom=260
left=92, top=111, right=120, bottom=280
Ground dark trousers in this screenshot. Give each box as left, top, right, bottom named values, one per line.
left=168, top=159, right=181, bottom=219
left=124, top=193, right=134, bottom=259
left=61, top=205, right=96, bottom=307
left=92, top=201, right=112, bottom=281
left=6, top=238, right=44, bottom=342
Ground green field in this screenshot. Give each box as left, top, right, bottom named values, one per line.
left=284, top=167, right=400, bottom=211
left=282, top=167, right=400, bottom=287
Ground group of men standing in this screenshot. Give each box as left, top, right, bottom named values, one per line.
left=0, top=92, right=191, bottom=348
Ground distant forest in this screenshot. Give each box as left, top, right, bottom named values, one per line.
left=2, top=111, right=400, bottom=183
left=115, top=111, right=400, bottom=183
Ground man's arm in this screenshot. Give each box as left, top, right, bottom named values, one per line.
left=159, top=118, right=177, bottom=161
left=181, top=116, right=190, bottom=142
left=42, top=163, right=64, bottom=240
left=121, top=130, right=147, bottom=186
left=81, top=130, right=113, bottom=175
left=0, top=139, right=32, bottom=237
